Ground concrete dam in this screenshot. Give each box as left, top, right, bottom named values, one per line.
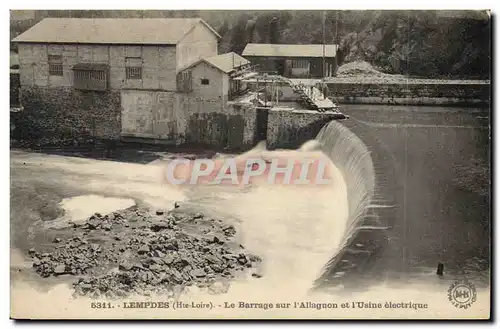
left=309, top=104, right=489, bottom=293
left=313, top=118, right=398, bottom=290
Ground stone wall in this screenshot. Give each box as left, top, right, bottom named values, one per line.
left=327, top=82, right=490, bottom=106
left=16, top=86, right=343, bottom=152
left=10, top=73, right=20, bottom=107
left=15, top=86, right=256, bottom=151
left=185, top=104, right=256, bottom=150
left=120, top=89, right=256, bottom=150
left=266, top=108, right=343, bottom=150
left=16, top=86, right=121, bottom=140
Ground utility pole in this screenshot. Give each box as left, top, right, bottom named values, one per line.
left=335, top=10, right=338, bottom=76
left=322, top=10, right=326, bottom=81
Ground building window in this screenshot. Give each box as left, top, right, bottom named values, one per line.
left=125, top=57, right=142, bottom=80
left=292, top=59, right=310, bottom=69
left=126, top=67, right=142, bottom=80
left=73, top=63, right=109, bottom=91
left=201, top=78, right=210, bottom=85
left=48, top=55, right=63, bottom=76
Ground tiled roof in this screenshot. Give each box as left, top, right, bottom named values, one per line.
left=12, top=18, right=221, bottom=44
left=181, top=52, right=250, bottom=74
left=242, top=43, right=338, bottom=58
left=203, top=52, right=250, bottom=73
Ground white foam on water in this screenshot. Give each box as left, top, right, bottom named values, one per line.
left=10, top=146, right=490, bottom=319
left=223, top=180, right=348, bottom=292
left=11, top=151, right=188, bottom=210
left=177, top=149, right=349, bottom=293
left=11, top=149, right=353, bottom=317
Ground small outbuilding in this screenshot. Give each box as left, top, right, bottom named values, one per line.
left=177, top=52, right=254, bottom=101
left=242, top=43, right=339, bottom=78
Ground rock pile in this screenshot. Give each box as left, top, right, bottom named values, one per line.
left=336, top=60, right=391, bottom=77
left=76, top=211, right=128, bottom=231
left=29, top=206, right=262, bottom=299
left=29, top=236, right=118, bottom=278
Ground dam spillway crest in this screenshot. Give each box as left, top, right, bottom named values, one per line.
left=313, top=118, right=400, bottom=291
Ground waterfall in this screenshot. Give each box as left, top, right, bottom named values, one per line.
left=313, top=118, right=399, bottom=288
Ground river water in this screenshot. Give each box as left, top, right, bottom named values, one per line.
left=9, top=104, right=491, bottom=319
left=336, top=104, right=490, bottom=286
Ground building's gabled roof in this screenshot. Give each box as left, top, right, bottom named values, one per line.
left=242, top=43, right=339, bottom=58
left=203, top=52, right=250, bottom=73
left=12, top=18, right=221, bottom=45
left=182, top=52, right=250, bottom=74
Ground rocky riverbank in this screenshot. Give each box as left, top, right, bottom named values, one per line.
left=27, top=205, right=262, bottom=299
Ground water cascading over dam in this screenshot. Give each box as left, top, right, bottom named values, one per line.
left=312, top=118, right=399, bottom=289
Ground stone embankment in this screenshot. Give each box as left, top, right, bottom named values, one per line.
left=326, top=61, right=490, bottom=106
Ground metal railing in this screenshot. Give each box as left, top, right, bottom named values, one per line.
left=229, top=64, right=261, bottom=78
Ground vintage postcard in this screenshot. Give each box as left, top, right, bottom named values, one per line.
left=9, top=9, right=491, bottom=320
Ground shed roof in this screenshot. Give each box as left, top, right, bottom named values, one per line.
left=183, top=52, right=250, bottom=74
left=204, top=52, right=250, bottom=73
left=242, top=43, right=338, bottom=58
left=12, top=18, right=221, bottom=45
